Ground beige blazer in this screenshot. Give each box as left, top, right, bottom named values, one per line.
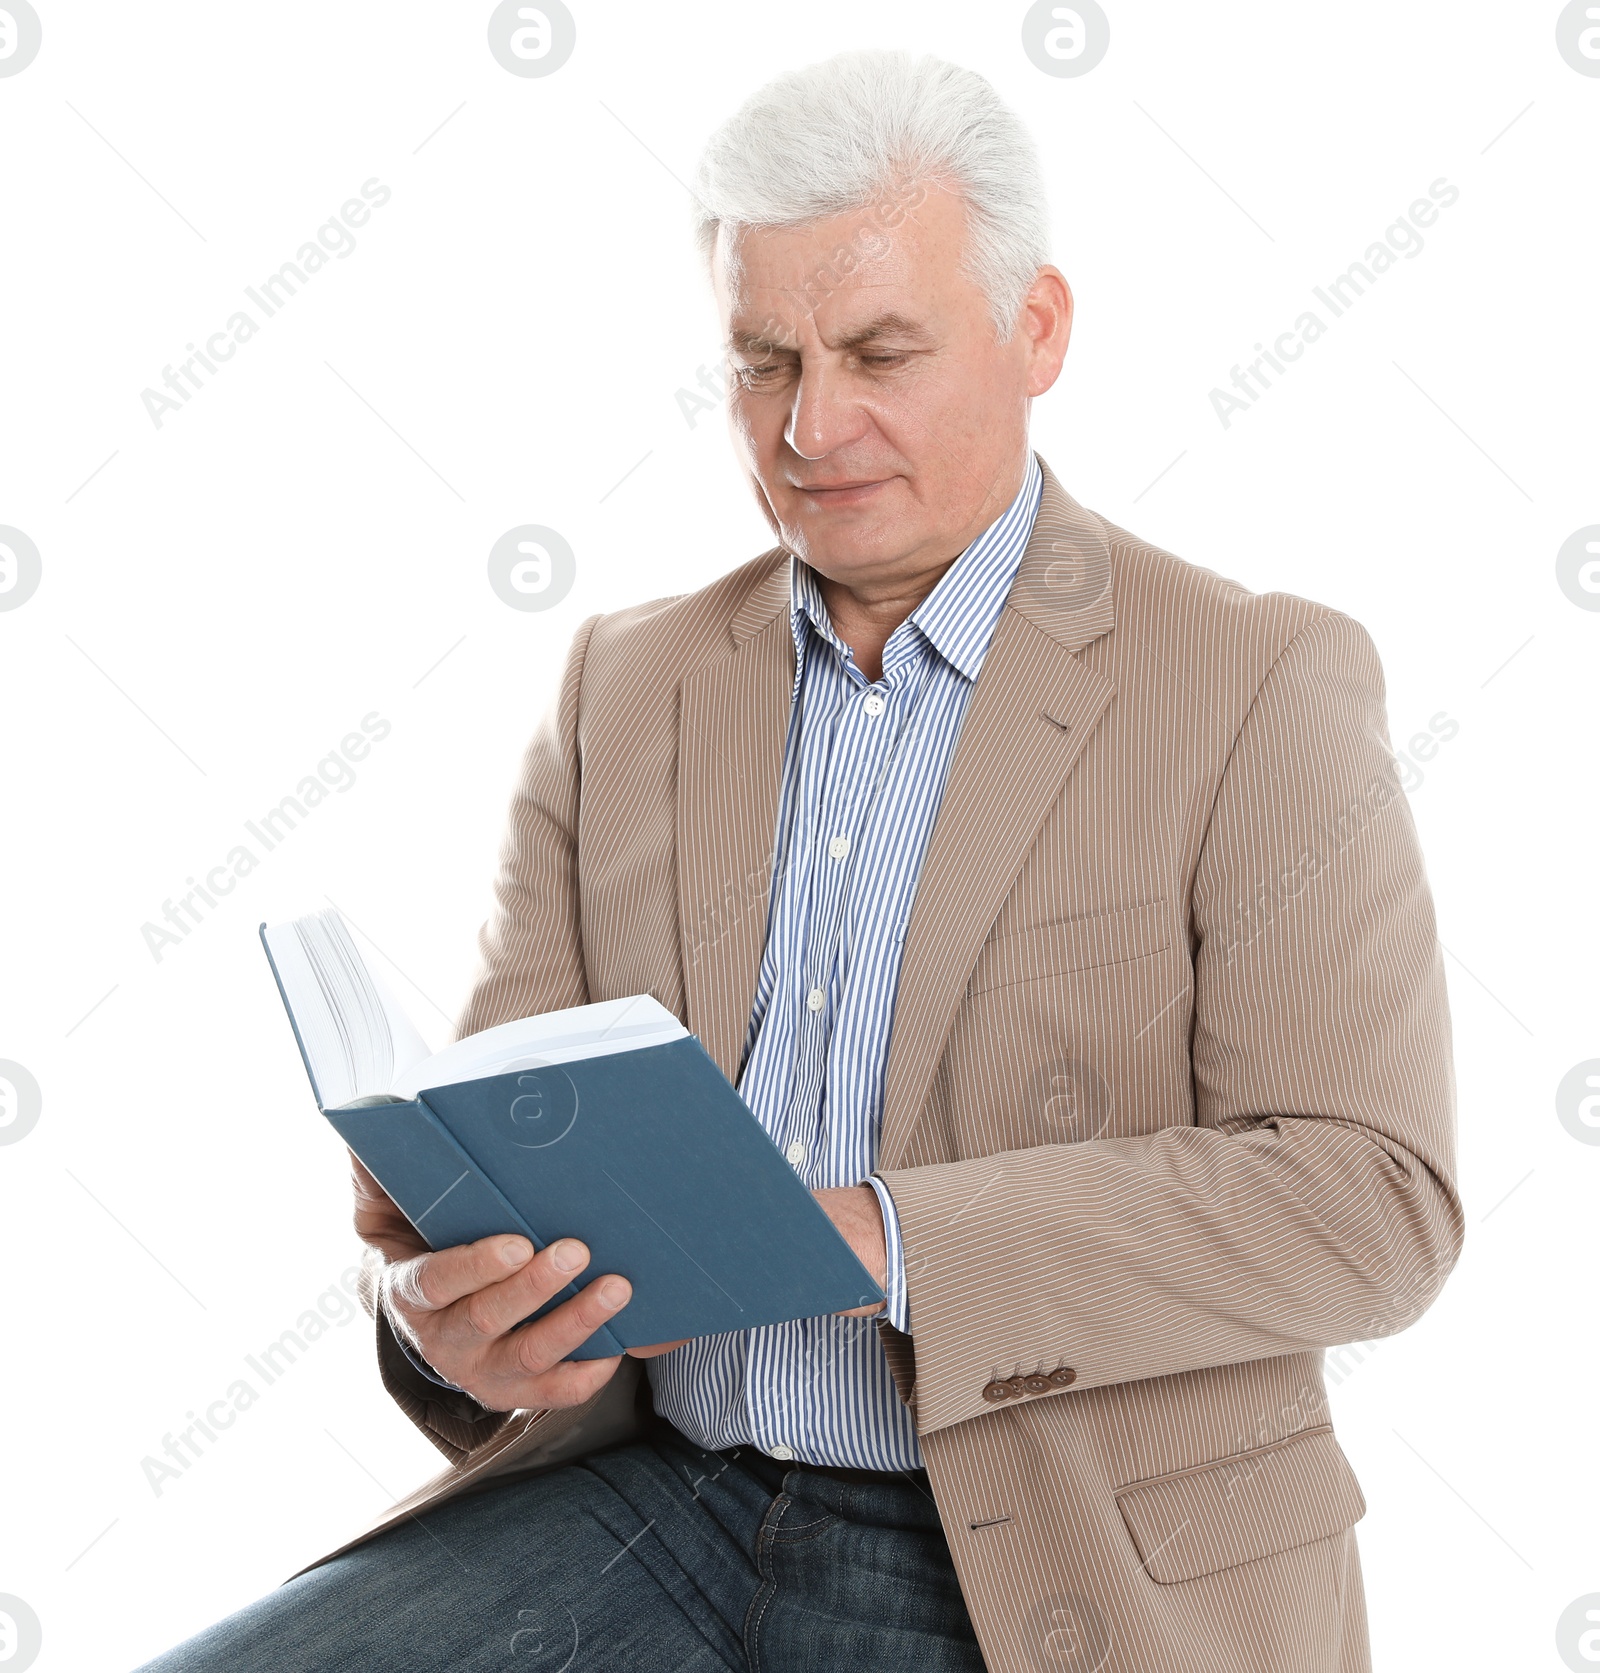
left=318, top=458, right=1462, bottom=1673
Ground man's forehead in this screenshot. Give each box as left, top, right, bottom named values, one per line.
left=715, top=196, right=958, bottom=345
left=722, top=248, right=902, bottom=323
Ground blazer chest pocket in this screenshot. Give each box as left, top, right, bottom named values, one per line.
left=1115, top=1424, right=1366, bottom=1586
left=968, top=900, right=1171, bottom=996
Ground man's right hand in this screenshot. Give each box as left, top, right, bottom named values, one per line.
left=353, top=1154, right=637, bottom=1414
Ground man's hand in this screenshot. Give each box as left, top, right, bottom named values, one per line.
left=352, top=1156, right=680, bottom=1414
left=814, top=1184, right=888, bottom=1317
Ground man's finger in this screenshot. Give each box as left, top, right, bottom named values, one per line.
left=482, top=1273, right=634, bottom=1382
left=453, top=1238, right=594, bottom=1341
left=388, top=1234, right=538, bottom=1315
left=488, top=1352, right=626, bottom=1415
left=348, top=1154, right=387, bottom=1200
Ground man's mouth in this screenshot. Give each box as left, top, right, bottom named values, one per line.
left=791, top=477, right=894, bottom=506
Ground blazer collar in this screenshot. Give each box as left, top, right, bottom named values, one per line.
left=1004, top=453, right=1116, bottom=653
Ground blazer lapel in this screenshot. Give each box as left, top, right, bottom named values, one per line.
left=877, top=462, right=1118, bottom=1170
left=675, top=560, right=793, bottom=1082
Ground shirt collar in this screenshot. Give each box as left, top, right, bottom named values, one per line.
left=789, top=452, right=1043, bottom=684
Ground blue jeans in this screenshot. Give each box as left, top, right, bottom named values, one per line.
left=133, top=1424, right=984, bottom=1671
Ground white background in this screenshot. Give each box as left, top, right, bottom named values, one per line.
left=2, top=3, right=1596, bottom=1669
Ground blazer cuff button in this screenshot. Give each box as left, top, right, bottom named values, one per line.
left=1048, top=1367, right=1077, bottom=1386
left=1022, top=1374, right=1052, bottom=1394
left=981, top=1380, right=1012, bottom=1402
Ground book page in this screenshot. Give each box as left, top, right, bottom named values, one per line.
left=391, top=992, right=686, bottom=1098
left=262, top=910, right=433, bottom=1107
left=342, top=922, right=434, bottom=1088
left=262, top=919, right=348, bottom=1108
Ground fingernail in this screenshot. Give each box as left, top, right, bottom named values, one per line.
left=550, top=1240, right=587, bottom=1273
left=500, top=1238, right=532, bottom=1267
left=601, top=1279, right=631, bottom=1308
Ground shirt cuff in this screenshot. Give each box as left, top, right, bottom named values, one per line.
left=867, top=1173, right=912, bottom=1335
left=397, top=1332, right=469, bottom=1393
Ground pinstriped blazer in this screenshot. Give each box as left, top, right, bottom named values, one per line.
left=324, top=458, right=1462, bottom=1673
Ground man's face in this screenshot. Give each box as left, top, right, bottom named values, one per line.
left=713, top=183, right=1070, bottom=596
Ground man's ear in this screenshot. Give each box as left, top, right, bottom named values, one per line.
left=1021, top=268, right=1073, bottom=398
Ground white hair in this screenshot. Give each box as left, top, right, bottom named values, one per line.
left=693, top=50, right=1051, bottom=340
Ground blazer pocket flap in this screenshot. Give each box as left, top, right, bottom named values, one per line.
left=1115, top=1425, right=1366, bottom=1585
left=969, top=900, right=1171, bottom=994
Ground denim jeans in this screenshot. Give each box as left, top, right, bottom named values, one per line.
left=133, top=1424, right=985, bottom=1671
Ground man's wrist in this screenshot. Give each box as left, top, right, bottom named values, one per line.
left=393, top=1326, right=469, bottom=1393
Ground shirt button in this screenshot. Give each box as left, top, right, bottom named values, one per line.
left=768, top=1443, right=795, bottom=1461
left=806, top=987, right=825, bottom=1012
left=827, top=835, right=850, bottom=861
left=785, top=1140, right=806, bottom=1167
left=863, top=694, right=885, bottom=717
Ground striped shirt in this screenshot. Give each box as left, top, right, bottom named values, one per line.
left=648, top=454, right=1044, bottom=1470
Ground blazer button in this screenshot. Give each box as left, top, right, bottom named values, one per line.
left=1048, top=1367, right=1077, bottom=1387
left=1006, top=1376, right=1029, bottom=1399
left=982, top=1380, right=1012, bottom=1402
left=1022, top=1374, right=1052, bottom=1395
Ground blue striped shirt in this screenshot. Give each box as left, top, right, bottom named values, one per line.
left=648, top=455, right=1044, bottom=1470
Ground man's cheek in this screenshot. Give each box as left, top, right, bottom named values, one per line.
left=726, top=395, right=777, bottom=464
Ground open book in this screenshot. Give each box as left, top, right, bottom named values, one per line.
left=260, top=909, right=882, bottom=1356
left=261, top=909, right=689, bottom=1107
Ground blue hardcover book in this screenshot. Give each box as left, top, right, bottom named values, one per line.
left=260, top=910, right=882, bottom=1359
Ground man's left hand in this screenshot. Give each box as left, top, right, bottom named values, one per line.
left=814, top=1185, right=888, bottom=1316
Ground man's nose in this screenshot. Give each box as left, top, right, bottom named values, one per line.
left=784, top=362, right=871, bottom=461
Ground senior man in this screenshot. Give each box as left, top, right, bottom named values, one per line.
left=140, top=49, right=1461, bottom=1673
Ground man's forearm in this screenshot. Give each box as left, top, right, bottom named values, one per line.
left=880, top=1109, right=1459, bottom=1435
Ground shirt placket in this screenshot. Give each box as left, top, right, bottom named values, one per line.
left=743, top=653, right=905, bottom=1460
left=779, top=643, right=920, bottom=1187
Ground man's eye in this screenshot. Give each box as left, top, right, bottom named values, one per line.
left=737, top=363, right=784, bottom=383
left=860, top=353, right=907, bottom=368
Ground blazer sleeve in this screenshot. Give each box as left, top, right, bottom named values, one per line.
left=368, top=613, right=601, bottom=1461
left=875, top=609, right=1465, bottom=1438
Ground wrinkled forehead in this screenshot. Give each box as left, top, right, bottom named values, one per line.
left=712, top=181, right=966, bottom=346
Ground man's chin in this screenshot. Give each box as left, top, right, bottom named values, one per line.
left=783, top=503, right=918, bottom=574
left=788, top=531, right=913, bottom=582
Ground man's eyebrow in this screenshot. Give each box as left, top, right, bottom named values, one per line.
left=727, top=327, right=793, bottom=357
left=829, top=312, right=934, bottom=351
left=726, top=312, right=934, bottom=357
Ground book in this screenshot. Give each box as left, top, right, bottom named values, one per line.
left=260, top=909, right=883, bottom=1358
